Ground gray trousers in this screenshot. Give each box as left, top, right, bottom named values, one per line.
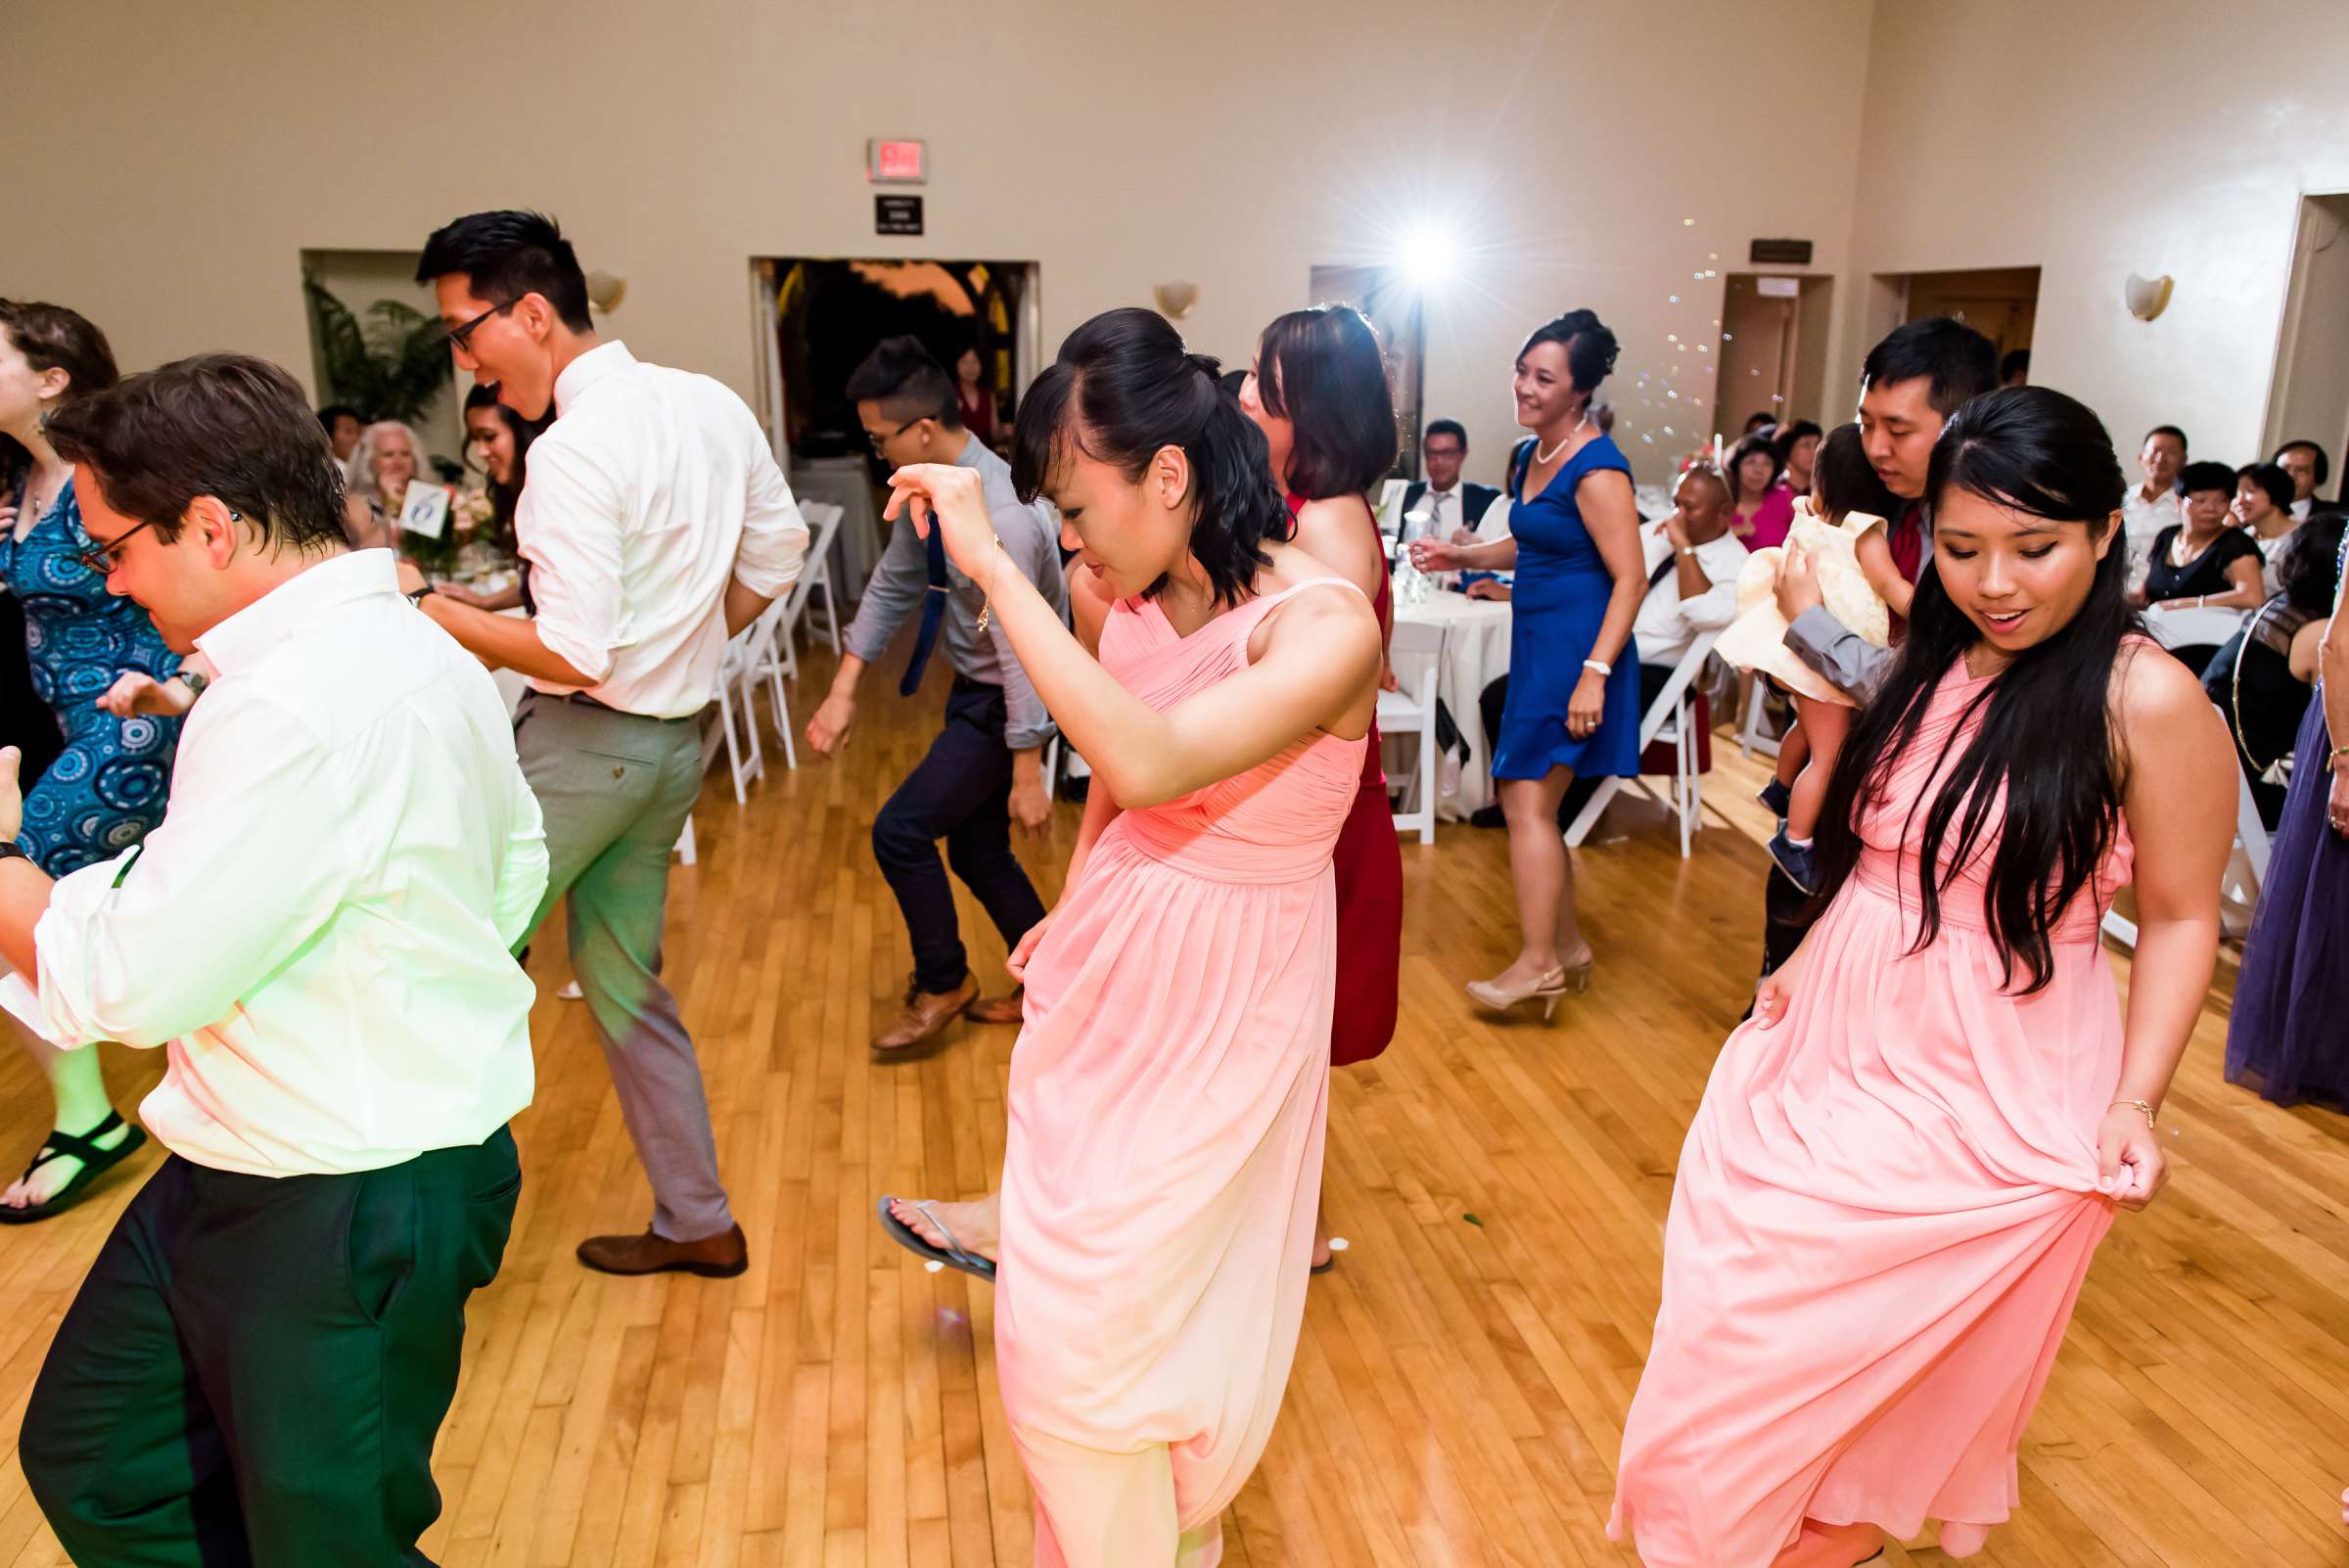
left=515, top=691, right=733, bottom=1242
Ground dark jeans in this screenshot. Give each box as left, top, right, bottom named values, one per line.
left=1481, top=662, right=1675, bottom=826
left=872, top=678, right=1048, bottom=994
left=22, top=1130, right=523, bottom=1567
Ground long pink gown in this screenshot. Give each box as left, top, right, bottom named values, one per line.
left=1611, top=658, right=2137, bottom=1566
left=995, top=579, right=1366, bottom=1567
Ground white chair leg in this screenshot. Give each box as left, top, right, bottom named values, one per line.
left=1042, top=735, right=1061, bottom=804
left=717, top=680, right=752, bottom=805
left=673, top=813, right=697, bottom=864
left=765, top=665, right=796, bottom=769
left=1418, top=710, right=1436, bottom=846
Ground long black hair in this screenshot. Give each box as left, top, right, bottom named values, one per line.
left=1254, top=304, right=1399, bottom=500
left=1808, top=386, right=2136, bottom=994
left=1011, top=306, right=1289, bottom=608
left=464, top=384, right=545, bottom=536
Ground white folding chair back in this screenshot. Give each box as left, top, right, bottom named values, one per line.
left=703, top=625, right=764, bottom=805
left=1738, top=676, right=1781, bottom=759
left=779, top=502, right=845, bottom=673
left=1377, top=617, right=1446, bottom=844
left=1373, top=479, right=1410, bottom=539
left=738, top=596, right=798, bottom=769
left=1563, top=632, right=1720, bottom=858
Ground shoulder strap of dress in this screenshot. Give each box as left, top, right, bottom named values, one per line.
left=1251, top=576, right=1371, bottom=613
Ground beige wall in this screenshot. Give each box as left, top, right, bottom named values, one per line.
left=1841, top=0, right=2349, bottom=469
left=5, top=0, right=1872, bottom=486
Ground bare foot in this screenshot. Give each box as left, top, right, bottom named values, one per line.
left=2, top=1117, right=134, bottom=1210
left=889, top=1191, right=1000, bottom=1265
left=1312, top=1210, right=1334, bottom=1270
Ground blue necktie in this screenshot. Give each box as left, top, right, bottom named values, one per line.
left=898, top=520, right=950, bottom=697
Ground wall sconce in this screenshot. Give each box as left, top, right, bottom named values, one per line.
left=586, top=269, right=627, bottom=314
left=2124, top=273, right=2172, bottom=322
left=1153, top=280, right=1199, bottom=321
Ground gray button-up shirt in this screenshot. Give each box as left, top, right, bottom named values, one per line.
left=844, top=434, right=1067, bottom=749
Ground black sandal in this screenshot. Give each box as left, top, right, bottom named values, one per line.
left=0, top=1111, right=148, bottom=1224
left=876, top=1195, right=996, bottom=1281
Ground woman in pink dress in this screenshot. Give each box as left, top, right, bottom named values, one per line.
left=1727, top=430, right=1798, bottom=549
left=883, top=305, right=1382, bottom=1567
left=1610, top=388, right=2235, bottom=1567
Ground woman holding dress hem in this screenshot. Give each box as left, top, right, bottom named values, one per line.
left=1610, top=387, right=2234, bottom=1567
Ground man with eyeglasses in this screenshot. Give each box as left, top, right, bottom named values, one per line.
left=806, top=335, right=1066, bottom=1052
left=2, top=351, right=545, bottom=1566
left=412, top=208, right=807, bottom=1280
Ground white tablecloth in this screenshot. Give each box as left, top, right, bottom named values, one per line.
left=1392, top=589, right=1512, bottom=819
left=2144, top=602, right=2246, bottom=652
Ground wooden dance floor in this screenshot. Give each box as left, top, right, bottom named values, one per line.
left=3, top=641, right=2345, bottom=1566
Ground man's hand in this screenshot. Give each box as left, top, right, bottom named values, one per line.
left=1465, top=579, right=1512, bottom=603
left=806, top=691, right=857, bottom=756
left=0, top=747, right=23, bottom=844
left=1774, top=542, right=1823, bottom=622
left=1449, top=526, right=1479, bottom=546
left=1008, top=755, right=1051, bottom=839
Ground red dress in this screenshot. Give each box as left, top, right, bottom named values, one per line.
left=1288, top=492, right=1405, bottom=1067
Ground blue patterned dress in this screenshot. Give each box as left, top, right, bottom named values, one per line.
left=2, top=477, right=181, bottom=874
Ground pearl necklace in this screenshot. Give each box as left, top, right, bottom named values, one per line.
left=1534, top=409, right=1594, bottom=466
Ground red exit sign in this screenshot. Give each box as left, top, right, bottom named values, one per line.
left=868, top=139, right=926, bottom=184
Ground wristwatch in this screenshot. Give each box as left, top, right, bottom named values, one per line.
left=406, top=584, right=437, bottom=606
left=0, top=842, right=28, bottom=864
left=180, top=669, right=209, bottom=701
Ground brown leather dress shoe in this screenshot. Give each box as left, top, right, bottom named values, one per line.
left=874, top=972, right=979, bottom=1052
left=962, top=986, right=1025, bottom=1025
left=576, top=1222, right=749, bottom=1278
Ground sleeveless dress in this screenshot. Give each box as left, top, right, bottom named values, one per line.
left=1284, top=491, right=1405, bottom=1068
left=2226, top=532, right=2349, bottom=1106
left=1611, top=656, right=2139, bottom=1565
left=1494, top=434, right=1641, bottom=780
left=1, top=477, right=181, bottom=874
left=994, top=578, right=1367, bottom=1565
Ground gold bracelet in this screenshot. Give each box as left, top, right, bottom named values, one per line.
left=974, top=532, right=1005, bottom=632
left=2111, top=1098, right=2155, bottom=1130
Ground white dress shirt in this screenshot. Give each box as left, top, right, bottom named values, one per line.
left=1634, top=521, right=1749, bottom=668
left=27, top=550, right=548, bottom=1177
left=2120, top=484, right=2180, bottom=596
left=2290, top=495, right=2313, bottom=524
left=521, top=340, right=810, bottom=717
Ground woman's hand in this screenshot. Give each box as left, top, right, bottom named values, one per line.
left=1568, top=668, right=1605, bottom=739
left=2096, top=1104, right=2169, bottom=1211
left=2328, top=764, right=2349, bottom=839
left=1005, top=912, right=1056, bottom=984
left=884, top=463, right=1000, bottom=583
left=96, top=670, right=194, bottom=719
left=1408, top=538, right=1463, bottom=574
left=1465, top=579, right=1512, bottom=603
left=1752, top=967, right=1796, bottom=1029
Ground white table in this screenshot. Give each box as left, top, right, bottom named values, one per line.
left=1391, top=588, right=1512, bottom=820
left=2144, top=602, right=2247, bottom=652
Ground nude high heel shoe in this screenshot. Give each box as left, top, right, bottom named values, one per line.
left=1464, top=960, right=1592, bottom=1021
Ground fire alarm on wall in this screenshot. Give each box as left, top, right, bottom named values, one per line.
left=868, top=139, right=926, bottom=185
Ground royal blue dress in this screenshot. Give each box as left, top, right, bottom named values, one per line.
left=1, top=477, right=181, bottom=874
left=1493, top=434, right=1641, bottom=781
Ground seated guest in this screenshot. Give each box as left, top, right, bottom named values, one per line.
left=2000, top=347, right=2030, bottom=387
left=2134, top=460, right=2264, bottom=611
left=316, top=402, right=363, bottom=484
left=2121, top=426, right=2187, bottom=599
left=1774, top=418, right=1823, bottom=497
left=353, top=419, right=453, bottom=546
left=2274, top=438, right=2329, bottom=522
left=1725, top=431, right=1795, bottom=549
left=2233, top=460, right=2300, bottom=593
left=1405, top=418, right=1500, bottom=542
left=1740, top=411, right=1776, bottom=437
left=434, top=386, right=548, bottom=611
left=1474, top=465, right=1745, bottom=827
left=2202, top=512, right=2344, bottom=828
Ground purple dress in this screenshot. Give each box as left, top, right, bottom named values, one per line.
left=2225, top=681, right=2349, bottom=1108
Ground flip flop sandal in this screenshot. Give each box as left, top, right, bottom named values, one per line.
left=0, top=1111, right=148, bottom=1225
left=875, top=1195, right=996, bottom=1281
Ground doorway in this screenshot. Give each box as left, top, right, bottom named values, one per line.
left=1308, top=264, right=1424, bottom=478
left=1871, top=266, right=2041, bottom=365
left=1714, top=274, right=1836, bottom=441
left=2264, top=192, right=2349, bottom=491
left=750, top=256, right=1040, bottom=597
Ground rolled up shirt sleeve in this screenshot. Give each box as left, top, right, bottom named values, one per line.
left=1784, top=605, right=1895, bottom=704
left=990, top=502, right=1059, bottom=751
left=842, top=509, right=930, bottom=667
left=34, top=692, right=348, bottom=1049
left=1679, top=570, right=1741, bottom=634
left=491, top=758, right=550, bottom=951
left=731, top=434, right=809, bottom=601
left=515, top=438, right=628, bottom=687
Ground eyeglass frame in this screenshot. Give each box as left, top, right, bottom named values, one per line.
left=443, top=298, right=519, bottom=355
left=865, top=417, right=920, bottom=455
left=78, top=509, right=239, bottom=576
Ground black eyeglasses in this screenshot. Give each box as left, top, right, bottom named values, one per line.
left=865, top=419, right=917, bottom=455
left=78, top=510, right=241, bottom=576
left=443, top=299, right=518, bottom=355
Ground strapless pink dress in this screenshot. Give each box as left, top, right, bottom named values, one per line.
left=995, top=579, right=1367, bottom=1566
left=1611, top=656, right=2138, bottom=1565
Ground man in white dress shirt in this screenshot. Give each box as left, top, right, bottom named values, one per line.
left=2120, top=425, right=2187, bottom=597
left=414, top=210, right=807, bottom=1279
left=2273, top=438, right=2328, bottom=523
left=1, top=353, right=546, bottom=1566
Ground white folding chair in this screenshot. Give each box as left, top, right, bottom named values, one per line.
left=1564, top=633, right=1721, bottom=859
left=1041, top=734, right=1062, bottom=804
left=1373, top=478, right=1409, bottom=538
left=674, top=814, right=697, bottom=864
left=1738, top=676, right=1782, bottom=759
left=1378, top=619, right=1446, bottom=845
left=702, top=624, right=764, bottom=805
left=775, top=502, right=844, bottom=676
left=2100, top=704, right=2271, bottom=948
left=737, top=596, right=797, bottom=769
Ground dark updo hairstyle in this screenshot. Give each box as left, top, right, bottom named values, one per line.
left=1516, top=308, right=1619, bottom=399
left=1725, top=432, right=1784, bottom=503
left=1809, top=386, right=2135, bottom=995
left=1253, top=304, right=1399, bottom=501
left=1011, top=306, right=1290, bottom=608
left=1811, top=423, right=1900, bottom=525
left=0, top=300, right=120, bottom=492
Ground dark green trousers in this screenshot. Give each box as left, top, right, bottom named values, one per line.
left=21, top=1129, right=522, bottom=1567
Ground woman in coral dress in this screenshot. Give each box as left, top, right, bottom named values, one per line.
left=883, top=306, right=1382, bottom=1567
left=1610, top=388, right=2236, bottom=1567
